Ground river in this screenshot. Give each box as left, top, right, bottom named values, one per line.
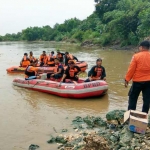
left=0, top=41, right=145, bottom=150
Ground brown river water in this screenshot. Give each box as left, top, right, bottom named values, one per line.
left=0, top=41, right=146, bottom=150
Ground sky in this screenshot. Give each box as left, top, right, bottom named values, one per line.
left=0, top=0, right=95, bottom=35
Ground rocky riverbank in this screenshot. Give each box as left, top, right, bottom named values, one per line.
left=29, top=110, right=150, bottom=150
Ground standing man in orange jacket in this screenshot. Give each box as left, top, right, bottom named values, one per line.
left=125, top=40, right=150, bottom=113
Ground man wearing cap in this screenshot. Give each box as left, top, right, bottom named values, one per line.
left=20, top=53, right=30, bottom=67
left=56, top=50, right=65, bottom=63
left=85, top=58, right=106, bottom=82
left=47, top=51, right=56, bottom=66
left=125, top=40, right=150, bottom=113
left=60, top=60, right=81, bottom=84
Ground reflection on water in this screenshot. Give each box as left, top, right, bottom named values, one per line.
left=0, top=41, right=145, bottom=150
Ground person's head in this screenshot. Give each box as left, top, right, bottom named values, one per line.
left=139, top=40, right=150, bottom=51
left=43, top=51, right=46, bottom=55
left=24, top=53, right=28, bottom=56
left=54, top=58, right=60, bottom=64
left=65, top=52, right=69, bottom=56
left=51, top=51, right=54, bottom=55
left=96, top=58, right=102, bottom=66
left=30, top=51, right=33, bottom=56
left=68, top=60, right=75, bottom=68
left=57, top=50, right=60, bottom=54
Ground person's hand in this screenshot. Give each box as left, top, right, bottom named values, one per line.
left=103, top=77, right=106, bottom=81
left=72, top=81, right=77, bottom=85
left=125, top=80, right=129, bottom=88
left=51, top=74, right=54, bottom=77
left=88, top=77, right=92, bottom=81
left=59, top=81, right=63, bottom=87
left=75, top=75, right=79, bottom=78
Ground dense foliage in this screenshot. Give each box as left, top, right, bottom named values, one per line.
left=1, top=0, right=150, bottom=47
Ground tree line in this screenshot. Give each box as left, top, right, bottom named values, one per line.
left=0, top=0, right=150, bottom=47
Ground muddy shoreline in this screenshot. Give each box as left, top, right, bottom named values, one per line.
left=0, top=40, right=138, bottom=51
left=29, top=110, right=150, bottom=150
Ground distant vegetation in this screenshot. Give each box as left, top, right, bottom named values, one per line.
left=1, top=0, right=150, bottom=47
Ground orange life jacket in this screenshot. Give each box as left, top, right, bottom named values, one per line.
left=40, top=54, right=47, bottom=64
left=69, top=68, right=78, bottom=77
left=47, top=55, right=56, bottom=65
left=21, top=56, right=30, bottom=67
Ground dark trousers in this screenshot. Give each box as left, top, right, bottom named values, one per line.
left=40, top=62, right=44, bottom=66
left=128, top=81, right=150, bottom=113
left=63, top=76, right=78, bottom=82
left=84, top=78, right=90, bottom=82
left=47, top=73, right=62, bottom=79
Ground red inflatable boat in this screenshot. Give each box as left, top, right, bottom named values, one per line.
left=13, top=78, right=108, bottom=98
left=7, top=61, right=87, bottom=73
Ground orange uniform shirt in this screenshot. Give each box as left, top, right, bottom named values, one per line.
left=25, top=66, right=39, bottom=78
left=125, top=51, right=150, bottom=82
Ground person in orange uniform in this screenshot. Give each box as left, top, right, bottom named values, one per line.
left=60, top=60, right=81, bottom=84
left=40, top=51, right=48, bottom=66
left=125, top=40, right=150, bottom=113
left=20, top=53, right=30, bottom=67
left=84, top=58, right=106, bottom=82
left=47, top=58, right=64, bottom=80
left=47, top=51, right=56, bottom=66
left=56, top=50, right=65, bottom=63
left=65, top=52, right=78, bottom=66
left=29, top=51, right=37, bottom=64
left=25, top=63, right=43, bottom=80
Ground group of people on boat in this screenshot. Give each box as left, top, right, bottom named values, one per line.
left=20, top=50, right=78, bottom=67
left=24, top=51, right=106, bottom=84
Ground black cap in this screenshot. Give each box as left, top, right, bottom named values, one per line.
left=43, top=51, right=46, bottom=53
left=139, top=40, right=150, bottom=49
left=96, top=58, right=102, bottom=62
left=24, top=53, right=28, bottom=56
left=51, top=51, right=54, bottom=54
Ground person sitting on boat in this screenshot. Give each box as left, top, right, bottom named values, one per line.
left=56, top=50, right=65, bottom=63
left=64, top=52, right=78, bottom=66
left=47, top=58, right=64, bottom=80
left=29, top=51, right=38, bottom=64
left=60, top=60, right=81, bottom=84
left=47, top=51, right=56, bottom=66
left=20, top=53, right=30, bottom=67
left=84, top=58, right=106, bottom=82
left=40, top=51, right=48, bottom=66
left=25, top=63, right=43, bottom=80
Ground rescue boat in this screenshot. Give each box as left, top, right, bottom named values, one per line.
left=7, top=61, right=87, bottom=73
left=13, top=78, right=108, bottom=98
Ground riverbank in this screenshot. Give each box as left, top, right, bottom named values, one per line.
left=0, top=40, right=138, bottom=51
left=29, top=110, right=150, bottom=150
